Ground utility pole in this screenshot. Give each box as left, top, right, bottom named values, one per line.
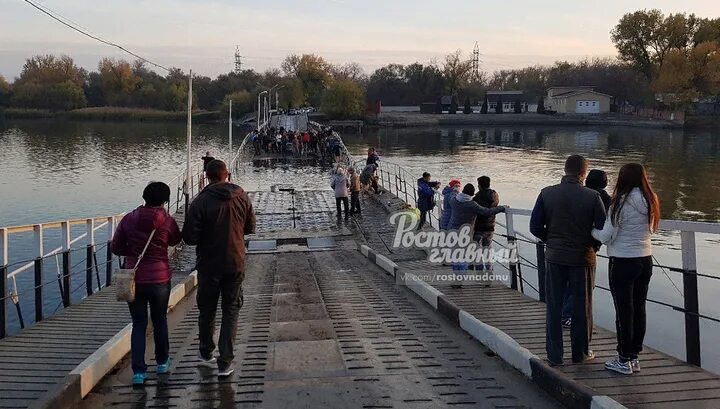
left=472, top=41, right=481, bottom=81
left=228, top=99, right=233, bottom=164
left=184, top=69, right=193, bottom=214
left=234, top=46, right=244, bottom=74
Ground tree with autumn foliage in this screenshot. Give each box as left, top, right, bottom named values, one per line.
left=11, top=55, right=87, bottom=110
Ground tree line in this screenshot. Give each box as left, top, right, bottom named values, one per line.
left=0, top=9, right=718, bottom=117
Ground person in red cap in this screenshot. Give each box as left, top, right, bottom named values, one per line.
left=440, top=179, right=462, bottom=230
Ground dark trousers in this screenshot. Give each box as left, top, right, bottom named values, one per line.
left=128, top=281, right=171, bottom=374
left=545, top=262, right=595, bottom=364
left=350, top=192, right=361, bottom=214
left=197, top=272, right=244, bottom=368
left=336, top=197, right=349, bottom=218
left=418, top=209, right=428, bottom=229
left=609, top=256, right=652, bottom=361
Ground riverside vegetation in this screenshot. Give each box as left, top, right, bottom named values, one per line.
left=0, top=9, right=718, bottom=121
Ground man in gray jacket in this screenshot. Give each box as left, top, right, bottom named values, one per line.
left=529, top=155, right=606, bottom=365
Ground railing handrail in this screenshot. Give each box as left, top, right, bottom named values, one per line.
left=355, top=157, right=720, bottom=235
left=362, top=155, right=718, bottom=368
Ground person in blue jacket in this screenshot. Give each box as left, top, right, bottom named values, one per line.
left=417, top=172, right=440, bottom=230
left=440, top=179, right=462, bottom=230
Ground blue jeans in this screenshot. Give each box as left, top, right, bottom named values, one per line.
left=128, top=281, right=171, bottom=374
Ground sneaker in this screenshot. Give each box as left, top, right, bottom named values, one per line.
left=630, top=359, right=641, bottom=372
left=198, top=352, right=217, bottom=367
left=132, top=373, right=147, bottom=386
left=561, top=317, right=572, bottom=328
left=605, top=357, right=633, bottom=375
left=156, top=357, right=172, bottom=374
left=218, top=362, right=235, bottom=378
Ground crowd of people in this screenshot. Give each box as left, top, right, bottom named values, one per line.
left=251, top=126, right=344, bottom=160
left=329, top=147, right=381, bottom=219
left=111, top=142, right=659, bottom=386
left=422, top=154, right=660, bottom=376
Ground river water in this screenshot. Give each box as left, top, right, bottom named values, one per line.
left=1, top=119, right=719, bottom=373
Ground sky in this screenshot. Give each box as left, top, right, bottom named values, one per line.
left=1, top=0, right=719, bottom=80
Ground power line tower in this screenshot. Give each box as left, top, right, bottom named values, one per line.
left=234, top=46, right=244, bottom=74
left=472, top=41, right=481, bottom=81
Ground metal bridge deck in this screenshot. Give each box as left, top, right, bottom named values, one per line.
left=81, top=248, right=560, bottom=409
left=357, top=190, right=720, bottom=409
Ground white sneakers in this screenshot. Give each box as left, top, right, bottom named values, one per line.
left=605, top=357, right=640, bottom=375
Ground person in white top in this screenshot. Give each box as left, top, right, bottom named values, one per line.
left=592, top=163, right=661, bottom=375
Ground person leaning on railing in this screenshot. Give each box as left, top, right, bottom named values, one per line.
left=529, top=155, right=606, bottom=367
left=111, top=182, right=181, bottom=386
left=592, top=163, right=660, bottom=376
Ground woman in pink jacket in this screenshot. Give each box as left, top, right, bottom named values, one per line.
left=111, top=182, right=181, bottom=385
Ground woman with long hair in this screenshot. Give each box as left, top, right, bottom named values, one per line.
left=592, top=163, right=660, bottom=375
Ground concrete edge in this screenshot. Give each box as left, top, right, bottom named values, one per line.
left=357, top=243, right=627, bottom=409
left=591, top=395, right=629, bottom=409
left=459, top=310, right=534, bottom=377
left=404, top=272, right=442, bottom=310
left=374, top=253, right=397, bottom=277
left=530, top=358, right=596, bottom=408
left=32, top=271, right=200, bottom=409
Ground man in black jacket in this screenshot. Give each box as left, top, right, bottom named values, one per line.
left=473, top=176, right=499, bottom=285
left=529, top=155, right=606, bottom=366
left=182, top=160, right=256, bottom=377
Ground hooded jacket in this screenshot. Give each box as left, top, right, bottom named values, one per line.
left=360, top=164, right=376, bottom=185
left=448, top=192, right=505, bottom=230
left=182, top=182, right=256, bottom=277
left=440, top=185, right=458, bottom=230
left=473, top=188, right=500, bottom=233
left=417, top=178, right=436, bottom=212
left=331, top=172, right=350, bottom=198
left=112, top=206, right=181, bottom=284
left=592, top=188, right=654, bottom=258
left=585, top=169, right=611, bottom=210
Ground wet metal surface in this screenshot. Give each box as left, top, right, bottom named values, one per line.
left=83, top=249, right=561, bottom=408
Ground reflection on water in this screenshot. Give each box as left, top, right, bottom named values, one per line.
left=1, top=119, right=720, bottom=373
left=343, top=126, right=720, bottom=221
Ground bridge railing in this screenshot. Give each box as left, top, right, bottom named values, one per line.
left=364, top=158, right=720, bottom=368
left=0, top=159, right=207, bottom=339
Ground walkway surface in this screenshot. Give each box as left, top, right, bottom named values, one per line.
left=356, top=189, right=720, bottom=408
left=81, top=245, right=561, bottom=408
left=0, top=208, right=193, bottom=409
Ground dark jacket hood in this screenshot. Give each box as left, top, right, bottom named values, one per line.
left=585, top=169, right=608, bottom=190
left=201, top=182, right=245, bottom=201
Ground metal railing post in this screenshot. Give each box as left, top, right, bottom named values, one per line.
left=33, top=224, right=43, bottom=322
left=85, top=219, right=95, bottom=296
left=106, top=216, right=115, bottom=287
left=505, top=212, right=519, bottom=290
left=680, top=230, right=701, bottom=366
left=536, top=242, right=546, bottom=302
left=61, top=221, right=71, bottom=308
left=0, top=228, right=7, bottom=339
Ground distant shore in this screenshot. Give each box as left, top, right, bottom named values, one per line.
left=366, top=112, right=687, bottom=129
left=0, top=107, right=222, bottom=122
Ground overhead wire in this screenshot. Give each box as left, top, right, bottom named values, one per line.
left=22, top=0, right=171, bottom=72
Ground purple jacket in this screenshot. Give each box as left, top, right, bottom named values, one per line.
left=111, top=206, right=181, bottom=284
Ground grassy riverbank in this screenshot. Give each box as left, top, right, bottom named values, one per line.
left=368, top=112, right=685, bottom=129
left=0, top=107, right=222, bottom=122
